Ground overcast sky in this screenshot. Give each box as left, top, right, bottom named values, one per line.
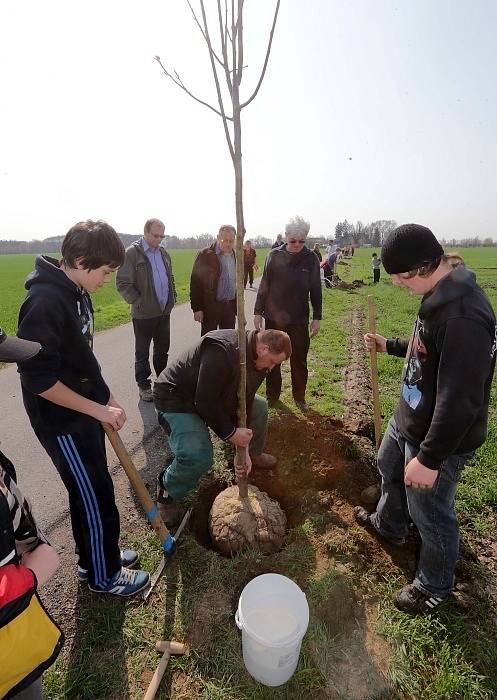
left=1, top=0, right=496, bottom=242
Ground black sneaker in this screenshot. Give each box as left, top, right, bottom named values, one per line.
left=139, top=387, right=154, bottom=402
left=394, top=584, right=447, bottom=615
left=354, top=506, right=405, bottom=546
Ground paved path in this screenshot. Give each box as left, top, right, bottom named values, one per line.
left=0, top=288, right=259, bottom=532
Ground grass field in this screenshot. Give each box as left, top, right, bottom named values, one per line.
left=0, top=249, right=208, bottom=335
left=2, top=246, right=497, bottom=699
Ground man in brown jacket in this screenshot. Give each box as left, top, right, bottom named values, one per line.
left=190, top=225, right=237, bottom=336
left=116, top=218, right=176, bottom=402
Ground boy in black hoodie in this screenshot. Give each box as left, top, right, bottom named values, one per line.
left=356, top=224, right=496, bottom=615
left=16, top=220, right=150, bottom=598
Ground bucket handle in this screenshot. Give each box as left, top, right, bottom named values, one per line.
left=235, top=609, right=244, bottom=630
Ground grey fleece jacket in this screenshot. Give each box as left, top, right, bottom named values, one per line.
left=116, top=241, right=177, bottom=319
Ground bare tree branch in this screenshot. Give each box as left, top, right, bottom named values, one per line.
left=217, top=0, right=233, bottom=96
left=240, top=0, right=280, bottom=109
left=224, top=0, right=231, bottom=43
left=186, top=0, right=226, bottom=70
left=237, top=0, right=244, bottom=87
left=231, top=0, right=237, bottom=84
left=154, top=55, right=233, bottom=121
left=199, top=1, right=235, bottom=162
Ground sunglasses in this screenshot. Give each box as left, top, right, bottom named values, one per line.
left=288, top=239, right=306, bottom=245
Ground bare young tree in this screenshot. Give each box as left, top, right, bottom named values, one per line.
left=154, top=1, right=281, bottom=497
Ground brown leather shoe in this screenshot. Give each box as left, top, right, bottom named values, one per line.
left=251, top=453, right=277, bottom=470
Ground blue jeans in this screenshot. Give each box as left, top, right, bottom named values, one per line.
left=371, top=416, right=472, bottom=598
left=160, top=394, right=268, bottom=501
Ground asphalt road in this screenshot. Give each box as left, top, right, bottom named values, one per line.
left=0, top=287, right=259, bottom=533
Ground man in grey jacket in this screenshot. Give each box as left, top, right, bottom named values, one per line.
left=116, top=218, right=176, bottom=401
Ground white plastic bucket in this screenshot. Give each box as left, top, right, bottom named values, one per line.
left=235, top=573, right=309, bottom=687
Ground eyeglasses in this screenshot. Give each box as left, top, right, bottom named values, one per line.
left=219, top=238, right=234, bottom=244
left=288, top=239, right=306, bottom=245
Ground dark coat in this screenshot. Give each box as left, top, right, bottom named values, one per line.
left=154, top=330, right=267, bottom=440
left=190, top=243, right=236, bottom=313
left=387, top=265, right=496, bottom=468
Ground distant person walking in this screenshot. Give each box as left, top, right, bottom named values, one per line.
left=356, top=223, right=497, bottom=615
left=116, top=218, right=176, bottom=402
left=254, top=216, right=322, bottom=411
left=313, top=244, right=322, bottom=262
left=271, top=234, right=284, bottom=249
left=190, top=225, right=237, bottom=335
left=372, top=252, right=381, bottom=283
left=325, top=239, right=337, bottom=257
left=243, top=240, right=258, bottom=289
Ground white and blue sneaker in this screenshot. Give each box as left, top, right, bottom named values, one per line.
left=77, top=548, right=139, bottom=582
left=88, top=566, right=150, bottom=597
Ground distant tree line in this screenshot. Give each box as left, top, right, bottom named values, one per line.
left=1, top=226, right=493, bottom=255
left=439, top=236, right=495, bottom=247
left=0, top=232, right=276, bottom=255
left=333, top=219, right=398, bottom=248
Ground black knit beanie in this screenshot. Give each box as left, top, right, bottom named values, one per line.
left=381, top=224, right=444, bottom=274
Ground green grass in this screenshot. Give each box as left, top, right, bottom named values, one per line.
left=0, top=249, right=269, bottom=335
left=13, top=244, right=496, bottom=699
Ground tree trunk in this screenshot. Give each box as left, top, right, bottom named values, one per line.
left=233, top=101, right=248, bottom=499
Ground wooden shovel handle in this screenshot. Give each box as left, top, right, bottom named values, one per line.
left=367, top=296, right=382, bottom=451
left=143, top=650, right=171, bottom=700
left=103, top=425, right=171, bottom=547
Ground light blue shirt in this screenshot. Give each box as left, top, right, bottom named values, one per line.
left=142, top=239, right=169, bottom=310
left=215, top=243, right=236, bottom=301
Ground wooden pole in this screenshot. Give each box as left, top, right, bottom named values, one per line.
left=367, top=296, right=382, bottom=451
left=103, top=425, right=175, bottom=554
left=233, top=17, right=248, bottom=500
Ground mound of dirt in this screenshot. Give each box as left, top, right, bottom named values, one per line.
left=209, top=485, right=286, bottom=556
left=336, top=279, right=365, bottom=290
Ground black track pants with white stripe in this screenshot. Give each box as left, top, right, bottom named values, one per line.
left=36, top=421, right=121, bottom=588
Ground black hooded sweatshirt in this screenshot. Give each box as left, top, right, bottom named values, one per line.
left=386, top=265, right=496, bottom=469
left=16, top=256, right=110, bottom=434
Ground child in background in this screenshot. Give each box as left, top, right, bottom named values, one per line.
left=372, top=252, right=381, bottom=283
left=16, top=220, right=149, bottom=597
left=0, top=328, right=63, bottom=700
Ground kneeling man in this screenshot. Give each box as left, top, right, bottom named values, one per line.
left=153, top=329, right=291, bottom=524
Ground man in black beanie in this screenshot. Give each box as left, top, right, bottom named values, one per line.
left=356, top=223, right=497, bottom=615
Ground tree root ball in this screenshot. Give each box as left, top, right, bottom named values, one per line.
left=208, top=485, right=286, bottom=556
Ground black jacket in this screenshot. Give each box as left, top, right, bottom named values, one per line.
left=16, top=256, right=110, bottom=434
left=254, top=244, right=322, bottom=326
left=154, top=330, right=267, bottom=440
left=190, top=243, right=236, bottom=313
left=387, top=265, right=496, bottom=469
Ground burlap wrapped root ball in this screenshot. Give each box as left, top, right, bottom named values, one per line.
left=209, top=485, right=286, bottom=556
